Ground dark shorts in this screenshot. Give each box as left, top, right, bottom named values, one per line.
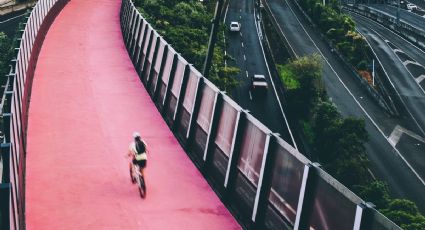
left=132, top=159, right=147, bottom=168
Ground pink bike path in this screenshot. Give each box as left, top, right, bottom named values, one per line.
left=25, top=0, right=240, bottom=229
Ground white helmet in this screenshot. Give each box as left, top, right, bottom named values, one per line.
left=133, top=132, right=141, bottom=138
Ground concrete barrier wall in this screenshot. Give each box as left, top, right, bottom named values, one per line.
left=0, top=0, right=69, bottom=229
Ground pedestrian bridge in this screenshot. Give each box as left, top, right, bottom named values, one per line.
left=0, top=0, right=401, bottom=229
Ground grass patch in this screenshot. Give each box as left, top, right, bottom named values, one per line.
left=277, top=64, right=299, bottom=90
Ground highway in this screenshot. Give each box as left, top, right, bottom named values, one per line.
left=224, top=0, right=296, bottom=147
left=367, top=4, right=425, bottom=31
left=264, top=0, right=425, bottom=211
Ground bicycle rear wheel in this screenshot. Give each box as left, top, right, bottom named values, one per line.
left=138, top=176, right=146, bottom=198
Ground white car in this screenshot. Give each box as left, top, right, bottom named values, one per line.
left=407, top=3, right=417, bottom=10
left=251, top=74, right=268, bottom=93
left=229, top=22, right=241, bottom=32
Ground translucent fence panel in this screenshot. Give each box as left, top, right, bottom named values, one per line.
left=175, top=66, right=201, bottom=141
left=138, top=26, right=152, bottom=73
left=231, top=116, right=270, bottom=220
left=134, top=20, right=147, bottom=65
left=265, top=139, right=308, bottom=226
left=157, top=47, right=176, bottom=108
left=142, top=31, right=159, bottom=82
left=129, top=15, right=141, bottom=55
left=148, top=37, right=166, bottom=96
left=192, top=81, right=218, bottom=162
left=209, top=97, right=241, bottom=187
left=165, top=55, right=188, bottom=124
left=307, top=170, right=360, bottom=230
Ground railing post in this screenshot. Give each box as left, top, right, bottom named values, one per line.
left=252, top=133, right=278, bottom=229
left=202, top=92, right=223, bottom=165
left=353, top=202, right=375, bottom=230
left=0, top=184, right=11, bottom=230
left=294, top=163, right=320, bottom=230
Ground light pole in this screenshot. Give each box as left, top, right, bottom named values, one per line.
left=203, top=0, right=225, bottom=79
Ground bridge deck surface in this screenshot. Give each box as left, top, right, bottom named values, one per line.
left=25, top=0, right=240, bottom=229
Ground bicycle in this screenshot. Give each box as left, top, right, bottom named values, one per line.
left=129, top=162, right=146, bottom=198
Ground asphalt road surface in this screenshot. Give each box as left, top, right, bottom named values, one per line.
left=265, top=0, right=425, bottom=212
left=0, top=9, right=26, bottom=37
left=224, top=0, right=296, bottom=147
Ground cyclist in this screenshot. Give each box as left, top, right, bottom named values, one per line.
left=128, top=132, right=148, bottom=177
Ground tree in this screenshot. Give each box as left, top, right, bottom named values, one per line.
left=0, top=32, right=12, bottom=85
left=286, top=53, right=323, bottom=119
left=355, top=180, right=391, bottom=209
left=381, top=199, right=425, bottom=229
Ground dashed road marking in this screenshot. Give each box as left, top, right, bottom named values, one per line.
left=243, top=55, right=246, bottom=61
left=239, top=15, right=242, bottom=19
left=246, top=70, right=249, bottom=78
left=241, top=42, right=244, bottom=48
left=249, top=91, right=253, bottom=100
left=240, top=32, right=243, bottom=37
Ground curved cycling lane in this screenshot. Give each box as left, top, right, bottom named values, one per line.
left=25, top=0, right=240, bottom=229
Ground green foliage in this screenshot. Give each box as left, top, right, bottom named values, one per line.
left=355, top=180, right=391, bottom=209
left=210, top=66, right=240, bottom=92
left=381, top=199, right=425, bottom=229
left=135, top=0, right=239, bottom=93
left=284, top=54, right=323, bottom=119
left=277, top=64, right=299, bottom=90
left=311, top=101, right=369, bottom=186
left=299, top=0, right=369, bottom=68
left=0, top=32, right=13, bottom=84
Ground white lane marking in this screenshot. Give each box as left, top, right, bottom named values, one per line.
left=285, top=0, right=425, bottom=185
left=254, top=1, right=298, bottom=149
left=0, top=13, right=26, bottom=24
left=389, top=125, right=425, bottom=147
left=240, top=32, right=243, bottom=37
left=240, top=15, right=242, bottom=19
left=241, top=42, right=244, bottom=47
left=240, top=9, right=242, bottom=12
left=243, top=55, right=246, bottom=61
left=249, top=91, right=253, bottom=100
left=224, top=3, right=229, bottom=23
left=246, top=70, right=249, bottom=78
left=416, top=75, right=425, bottom=83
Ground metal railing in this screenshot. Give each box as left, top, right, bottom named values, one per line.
left=121, top=0, right=401, bottom=229
left=0, top=0, right=69, bottom=229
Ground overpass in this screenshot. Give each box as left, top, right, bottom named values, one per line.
left=0, top=0, right=401, bottom=229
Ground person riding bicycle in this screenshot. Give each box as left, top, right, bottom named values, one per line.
left=128, top=132, right=148, bottom=177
